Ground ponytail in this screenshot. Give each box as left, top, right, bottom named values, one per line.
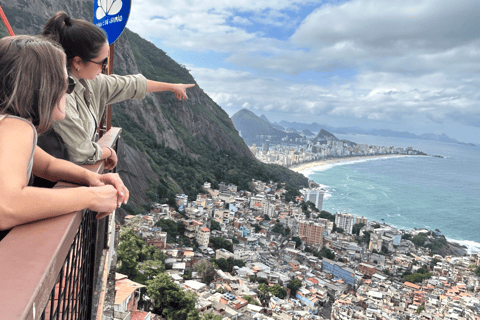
left=41, top=11, right=107, bottom=64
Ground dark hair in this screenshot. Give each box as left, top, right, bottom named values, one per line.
left=0, top=35, right=67, bottom=133
left=41, top=11, right=107, bottom=64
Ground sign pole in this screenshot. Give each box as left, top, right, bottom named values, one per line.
left=93, top=0, right=131, bottom=135
left=106, top=43, right=114, bottom=132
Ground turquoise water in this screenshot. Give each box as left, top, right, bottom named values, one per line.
left=304, top=134, right=480, bottom=253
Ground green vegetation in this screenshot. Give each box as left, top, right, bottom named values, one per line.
left=403, top=265, right=432, bottom=283
left=268, top=284, right=287, bottom=299
left=304, top=246, right=335, bottom=260
left=209, top=237, right=233, bottom=252
left=242, top=295, right=259, bottom=305
left=117, top=228, right=165, bottom=282
left=210, top=220, right=221, bottom=231
left=352, top=223, right=365, bottom=236
left=287, top=278, right=302, bottom=296
left=117, top=228, right=200, bottom=319
left=211, top=257, right=245, bottom=272
left=146, top=273, right=200, bottom=319
left=410, top=232, right=447, bottom=254
left=301, top=201, right=319, bottom=219
left=155, top=219, right=185, bottom=243
left=201, top=313, right=223, bottom=320
left=193, top=259, right=216, bottom=285
left=318, top=210, right=335, bottom=222
left=252, top=224, right=262, bottom=233
left=271, top=223, right=290, bottom=236
left=291, top=236, right=302, bottom=248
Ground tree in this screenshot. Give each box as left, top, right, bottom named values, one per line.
left=271, top=223, right=284, bottom=234
left=139, top=259, right=165, bottom=281
left=146, top=273, right=200, bottom=320
left=319, top=210, right=335, bottom=222
left=352, top=223, right=365, bottom=236
left=212, top=257, right=245, bottom=272
left=194, top=259, right=216, bottom=285
left=320, top=247, right=335, bottom=260
left=287, top=278, right=302, bottom=296
left=201, top=313, right=223, bottom=320
left=210, top=220, right=221, bottom=231
left=257, top=283, right=270, bottom=306
left=263, top=214, right=270, bottom=221
left=291, top=236, right=302, bottom=248
left=252, top=224, right=262, bottom=233
left=242, top=295, right=259, bottom=305
left=209, top=237, right=233, bottom=252
left=268, top=284, right=287, bottom=299
left=117, top=234, right=140, bottom=278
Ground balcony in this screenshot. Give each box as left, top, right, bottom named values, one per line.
left=0, top=128, right=122, bottom=320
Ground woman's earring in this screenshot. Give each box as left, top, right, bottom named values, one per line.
left=77, top=68, right=80, bottom=71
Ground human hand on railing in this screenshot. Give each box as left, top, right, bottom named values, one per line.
left=104, top=147, right=117, bottom=170
left=172, top=83, right=195, bottom=101
left=88, top=172, right=130, bottom=219
left=87, top=185, right=118, bottom=219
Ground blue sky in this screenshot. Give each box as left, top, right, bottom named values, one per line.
left=126, top=0, right=480, bottom=144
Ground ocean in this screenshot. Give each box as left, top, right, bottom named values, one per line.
left=302, top=134, right=480, bottom=253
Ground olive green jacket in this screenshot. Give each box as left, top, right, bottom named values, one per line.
left=53, top=73, right=148, bottom=164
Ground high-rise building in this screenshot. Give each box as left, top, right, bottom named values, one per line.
left=300, top=188, right=325, bottom=210
left=335, top=212, right=355, bottom=234
left=298, top=220, right=324, bottom=246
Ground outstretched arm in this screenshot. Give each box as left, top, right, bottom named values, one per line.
left=147, top=81, right=195, bottom=100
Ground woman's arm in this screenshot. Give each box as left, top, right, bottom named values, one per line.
left=146, top=81, right=195, bottom=100
left=0, top=118, right=127, bottom=230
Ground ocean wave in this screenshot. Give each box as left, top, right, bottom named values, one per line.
left=447, top=238, right=480, bottom=254
left=301, top=155, right=410, bottom=176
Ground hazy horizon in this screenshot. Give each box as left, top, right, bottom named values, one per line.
left=126, top=0, right=480, bottom=145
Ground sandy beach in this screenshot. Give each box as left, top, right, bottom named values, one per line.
left=289, top=154, right=410, bottom=174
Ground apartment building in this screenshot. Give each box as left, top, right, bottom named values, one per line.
left=298, top=220, right=324, bottom=246
left=335, top=212, right=355, bottom=234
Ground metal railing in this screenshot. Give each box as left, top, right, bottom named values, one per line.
left=0, top=127, right=122, bottom=320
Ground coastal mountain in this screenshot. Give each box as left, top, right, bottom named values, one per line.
left=0, top=0, right=307, bottom=213
left=302, top=129, right=315, bottom=137
left=231, top=108, right=301, bottom=145
left=278, top=120, right=475, bottom=147
left=313, top=129, right=357, bottom=147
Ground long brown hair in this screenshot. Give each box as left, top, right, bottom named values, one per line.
left=41, top=11, right=107, bottom=65
left=0, top=35, right=67, bottom=133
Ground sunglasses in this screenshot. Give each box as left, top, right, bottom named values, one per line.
left=87, top=57, right=108, bottom=73
left=66, top=76, right=76, bottom=94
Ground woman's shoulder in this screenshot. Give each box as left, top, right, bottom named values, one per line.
left=0, top=116, right=35, bottom=141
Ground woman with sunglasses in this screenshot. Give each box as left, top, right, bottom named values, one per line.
left=0, top=35, right=129, bottom=235
left=39, top=11, right=195, bottom=170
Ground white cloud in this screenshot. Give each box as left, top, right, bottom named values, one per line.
left=127, top=0, right=480, bottom=140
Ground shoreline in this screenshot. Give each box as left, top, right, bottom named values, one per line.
left=289, top=154, right=411, bottom=174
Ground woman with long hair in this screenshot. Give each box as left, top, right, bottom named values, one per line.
left=0, top=35, right=129, bottom=234
left=39, top=11, right=195, bottom=170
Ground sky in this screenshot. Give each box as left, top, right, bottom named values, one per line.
left=126, top=0, right=480, bottom=144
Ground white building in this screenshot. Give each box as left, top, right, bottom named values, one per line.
left=300, top=188, right=324, bottom=210
left=196, top=227, right=210, bottom=247
left=335, top=212, right=355, bottom=234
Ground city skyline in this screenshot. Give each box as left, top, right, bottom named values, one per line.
left=126, top=0, right=480, bottom=144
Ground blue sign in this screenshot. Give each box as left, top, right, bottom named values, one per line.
left=93, top=0, right=131, bottom=44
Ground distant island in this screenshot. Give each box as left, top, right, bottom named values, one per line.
left=231, top=108, right=476, bottom=147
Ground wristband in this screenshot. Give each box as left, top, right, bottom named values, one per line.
left=106, top=147, right=114, bottom=157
